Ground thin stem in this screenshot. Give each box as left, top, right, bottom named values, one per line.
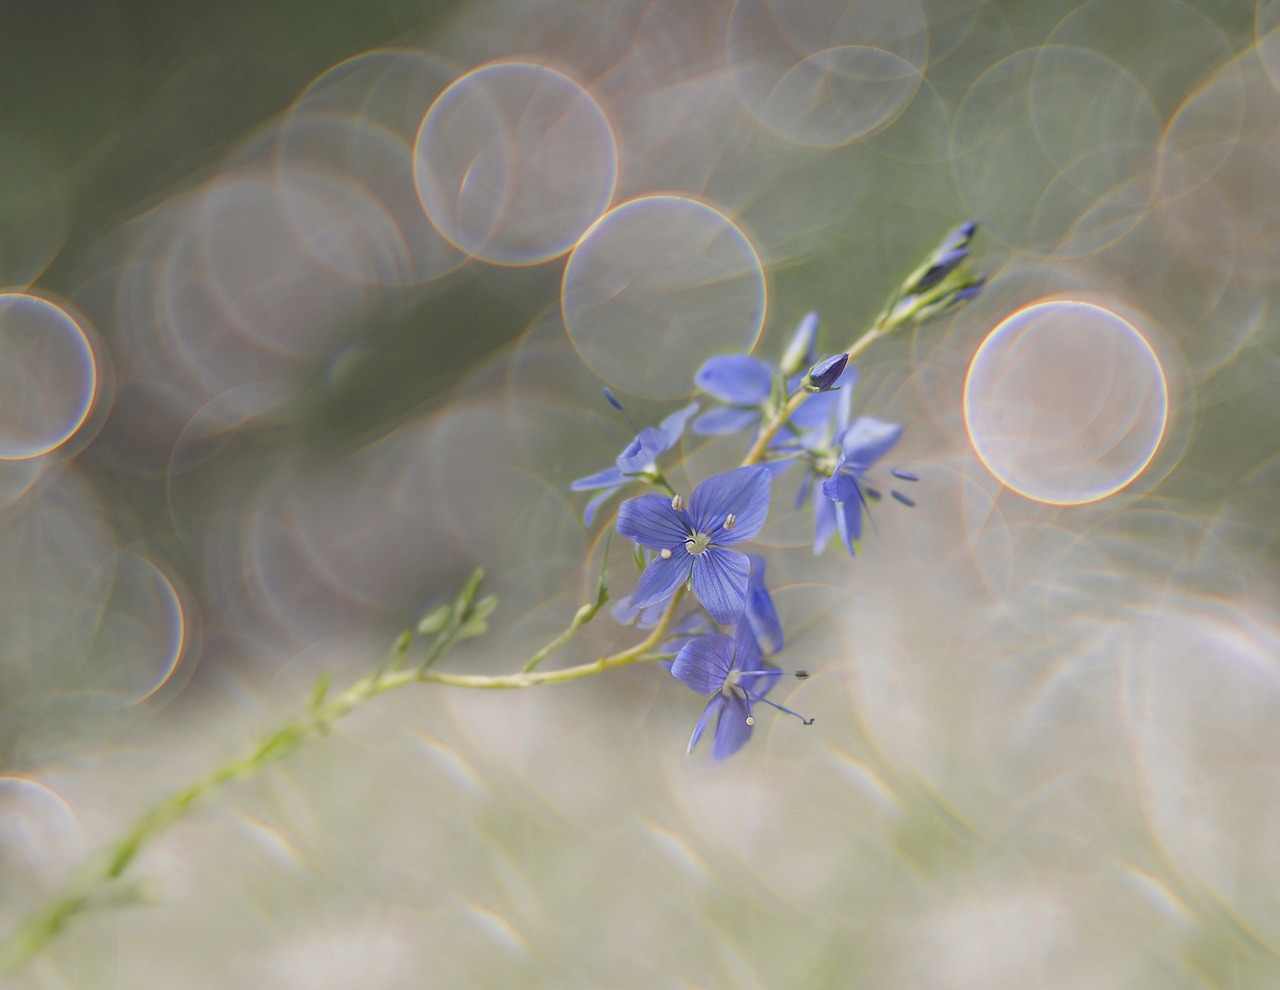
left=742, top=321, right=887, bottom=466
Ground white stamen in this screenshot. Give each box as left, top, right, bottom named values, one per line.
left=745, top=715, right=755, bottom=726
left=670, top=494, right=684, bottom=512
left=724, top=513, right=736, bottom=531
left=659, top=548, right=672, bottom=559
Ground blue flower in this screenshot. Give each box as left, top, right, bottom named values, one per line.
left=571, top=402, right=698, bottom=525
left=671, top=626, right=811, bottom=759
left=817, top=416, right=903, bottom=555
left=691, top=312, right=818, bottom=436
left=616, top=465, right=771, bottom=625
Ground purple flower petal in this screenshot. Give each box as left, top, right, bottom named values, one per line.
left=812, top=484, right=837, bottom=554
left=570, top=465, right=626, bottom=492
left=671, top=633, right=734, bottom=695
left=616, top=427, right=668, bottom=473
left=835, top=491, right=864, bottom=554
left=630, top=550, right=693, bottom=611
left=711, top=692, right=754, bottom=759
left=582, top=488, right=617, bottom=527
left=687, top=466, right=771, bottom=544
left=694, top=355, right=773, bottom=405
left=840, top=416, right=902, bottom=470
left=744, top=556, right=783, bottom=654
left=692, top=406, right=761, bottom=436
left=687, top=697, right=720, bottom=755
left=691, top=547, right=750, bottom=624
left=658, top=402, right=699, bottom=446
left=617, top=492, right=689, bottom=549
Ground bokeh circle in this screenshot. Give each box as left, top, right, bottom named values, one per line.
left=413, top=61, right=618, bottom=265
left=561, top=195, right=766, bottom=399
left=0, top=292, right=99, bottom=460
left=963, top=300, right=1169, bottom=505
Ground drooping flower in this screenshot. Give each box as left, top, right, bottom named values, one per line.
left=743, top=553, right=783, bottom=655
left=817, top=416, right=905, bottom=555
left=670, top=625, right=811, bottom=759
left=615, top=465, right=771, bottom=624
left=571, top=402, right=698, bottom=525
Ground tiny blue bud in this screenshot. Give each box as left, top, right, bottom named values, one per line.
left=936, top=220, right=977, bottom=256
left=805, top=352, right=849, bottom=392
left=913, top=246, right=970, bottom=292
left=950, top=277, right=985, bottom=305
left=602, top=387, right=625, bottom=411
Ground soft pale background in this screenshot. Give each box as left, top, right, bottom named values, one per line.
left=2, top=0, right=1279, bottom=986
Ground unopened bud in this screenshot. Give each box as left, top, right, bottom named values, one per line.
left=805, top=352, right=849, bottom=393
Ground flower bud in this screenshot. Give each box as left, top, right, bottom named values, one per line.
left=805, top=352, right=849, bottom=392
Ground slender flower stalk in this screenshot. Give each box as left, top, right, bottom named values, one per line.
left=2, top=222, right=985, bottom=972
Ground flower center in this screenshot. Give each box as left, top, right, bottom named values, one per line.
left=685, top=531, right=712, bottom=556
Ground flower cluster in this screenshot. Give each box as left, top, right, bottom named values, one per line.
left=571, top=222, right=985, bottom=757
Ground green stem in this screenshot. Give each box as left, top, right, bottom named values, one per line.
left=743, top=321, right=887, bottom=466
left=3, top=281, right=911, bottom=971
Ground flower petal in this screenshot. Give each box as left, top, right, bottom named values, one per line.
left=570, top=466, right=625, bottom=492
left=840, top=416, right=902, bottom=470
left=744, top=556, right=784, bottom=655
left=711, top=693, right=754, bottom=759
left=691, top=406, right=760, bottom=436
left=671, top=632, right=735, bottom=695
left=687, top=696, right=721, bottom=754
left=582, top=487, right=617, bottom=527
left=688, top=466, right=771, bottom=543
left=691, top=547, right=750, bottom=624
left=694, top=355, right=773, bottom=404
left=812, top=484, right=837, bottom=554
left=658, top=402, right=699, bottom=447
left=617, top=492, right=689, bottom=549
left=630, top=550, right=692, bottom=611
left=835, top=491, right=863, bottom=555
left=616, top=427, right=667, bottom=473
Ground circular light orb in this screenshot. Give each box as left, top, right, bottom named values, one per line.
left=0, top=292, right=98, bottom=460
left=727, top=0, right=927, bottom=147
left=561, top=195, right=766, bottom=399
left=963, top=300, right=1168, bottom=505
left=413, top=62, right=617, bottom=265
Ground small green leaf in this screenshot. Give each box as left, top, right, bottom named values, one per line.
left=455, top=567, right=486, bottom=615
left=307, top=670, right=331, bottom=710
left=457, top=617, right=488, bottom=639
left=417, top=605, right=451, bottom=635
left=632, top=542, right=646, bottom=572
left=470, top=595, right=498, bottom=622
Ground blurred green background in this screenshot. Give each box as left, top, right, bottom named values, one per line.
left=2, top=0, right=1279, bottom=987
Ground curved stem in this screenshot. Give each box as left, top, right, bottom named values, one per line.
left=743, top=322, right=886, bottom=466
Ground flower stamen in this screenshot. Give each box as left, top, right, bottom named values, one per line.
left=685, top=531, right=712, bottom=556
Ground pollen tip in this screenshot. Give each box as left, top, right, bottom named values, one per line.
left=745, top=715, right=754, bottom=726
left=670, top=494, right=684, bottom=512
left=659, top=548, right=672, bottom=559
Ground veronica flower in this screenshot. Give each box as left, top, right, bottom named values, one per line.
left=571, top=402, right=698, bottom=525
left=671, top=625, right=811, bottom=759
left=616, top=465, right=770, bottom=624
left=691, top=312, right=818, bottom=436
left=817, top=416, right=909, bottom=555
